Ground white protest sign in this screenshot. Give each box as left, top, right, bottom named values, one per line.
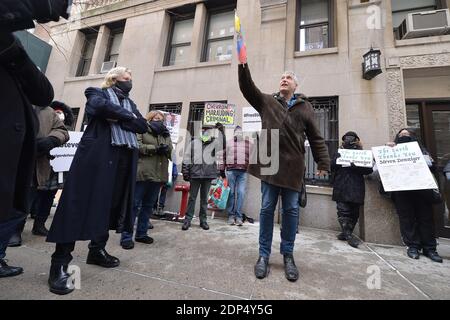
left=50, top=131, right=83, bottom=172
left=242, top=107, right=261, bottom=132
left=372, top=141, right=438, bottom=192
left=162, top=112, right=181, bottom=145
left=336, top=149, right=373, bottom=168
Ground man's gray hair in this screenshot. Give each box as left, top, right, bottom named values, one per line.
left=282, top=71, right=299, bottom=86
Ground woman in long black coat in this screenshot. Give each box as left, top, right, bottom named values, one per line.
left=331, top=131, right=373, bottom=248
left=46, top=67, right=147, bottom=295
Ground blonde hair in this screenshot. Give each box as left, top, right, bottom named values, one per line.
left=101, top=67, right=132, bottom=89
left=146, top=110, right=165, bottom=121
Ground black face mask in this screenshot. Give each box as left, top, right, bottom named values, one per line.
left=396, top=136, right=413, bottom=144
left=115, top=80, right=132, bottom=94
left=343, top=136, right=359, bottom=149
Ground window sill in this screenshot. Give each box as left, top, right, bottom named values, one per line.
left=65, top=74, right=105, bottom=83
left=395, top=34, right=450, bottom=47
left=294, top=47, right=338, bottom=58
left=306, top=185, right=333, bottom=196
left=155, top=60, right=232, bottom=73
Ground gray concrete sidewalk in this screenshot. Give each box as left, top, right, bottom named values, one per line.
left=1, top=216, right=449, bottom=300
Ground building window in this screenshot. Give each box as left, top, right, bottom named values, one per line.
left=391, top=0, right=438, bottom=31
left=150, top=103, right=182, bottom=114
left=105, top=28, right=124, bottom=63
left=76, top=32, right=97, bottom=77
left=71, top=107, right=80, bottom=131
left=165, top=17, right=194, bottom=66
left=304, top=96, right=338, bottom=185
left=203, top=10, right=234, bottom=62
left=296, top=0, right=334, bottom=52
left=187, top=101, right=227, bottom=136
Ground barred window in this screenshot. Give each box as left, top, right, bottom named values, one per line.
left=150, top=103, right=182, bottom=114
left=187, top=101, right=227, bottom=136
left=304, top=96, right=339, bottom=185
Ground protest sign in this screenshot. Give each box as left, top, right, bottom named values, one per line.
left=50, top=131, right=83, bottom=172
left=372, top=141, right=438, bottom=192
left=336, top=149, right=373, bottom=168
left=203, top=103, right=235, bottom=126
left=242, top=107, right=261, bottom=132
left=162, top=112, right=181, bottom=145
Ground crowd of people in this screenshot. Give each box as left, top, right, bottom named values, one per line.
left=0, top=0, right=445, bottom=297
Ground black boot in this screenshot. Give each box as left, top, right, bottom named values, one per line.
left=86, top=248, right=120, bottom=268
left=0, top=259, right=23, bottom=278
left=7, top=233, right=22, bottom=247
left=48, top=264, right=75, bottom=295
left=254, top=256, right=270, bottom=279
left=181, top=219, right=191, bottom=231
left=32, top=218, right=49, bottom=236
left=283, top=254, right=299, bottom=282
left=338, top=219, right=360, bottom=248
left=200, top=221, right=209, bottom=230
left=422, top=249, right=443, bottom=263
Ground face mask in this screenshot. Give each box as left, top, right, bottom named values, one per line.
left=343, top=136, right=358, bottom=148
left=397, top=136, right=413, bottom=144
left=115, top=80, right=132, bottom=94
left=201, top=130, right=211, bottom=142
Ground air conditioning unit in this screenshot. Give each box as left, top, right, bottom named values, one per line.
left=100, top=61, right=117, bottom=73
left=398, top=9, right=450, bottom=40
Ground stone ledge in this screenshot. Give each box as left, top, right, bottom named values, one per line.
left=64, top=74, right=105, bottom=83
left=154, top=60, right=232, bottom=73
left=395, top=34, right=450, bottom=47
left=306, top=185, right=333, bottom=196
left=294, top=47, right=339, bottom=58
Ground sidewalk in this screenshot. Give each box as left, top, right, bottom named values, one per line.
left=1, top=216, right=449, bottom=300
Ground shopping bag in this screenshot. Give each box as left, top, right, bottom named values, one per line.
left=207, top=179, right=230, bottom=210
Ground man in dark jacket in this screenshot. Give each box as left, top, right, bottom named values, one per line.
left=181, top=123, right=226, bottom=231
left=239, top=64, right=330, bottom=282
left=331, top=131, right=373, bottom=248
left=0, top=0, right=69, bottom=279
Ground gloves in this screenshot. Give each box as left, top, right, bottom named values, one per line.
left=36, top=136, right=60, bottom=156
left=215, top=122, right=225, bottom=132
left=119, top=117, right=147, bottom=134
left=183, top=175, right=190, bottom=182
left=220, top=170, right=226, bottom=178
left=155, top=144, right=169, bottom=155
left=35, top=0, right=70, bottom=23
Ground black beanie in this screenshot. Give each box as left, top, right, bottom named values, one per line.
left=342, top=131, right=360, bottom=141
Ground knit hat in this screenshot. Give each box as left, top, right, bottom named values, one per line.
left=342, top=131, right=360, bottom=141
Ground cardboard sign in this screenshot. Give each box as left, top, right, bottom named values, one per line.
left=242, top=107, right=261, bottom=132
left=50, top=131, right=83, bottom=172
left=203, top=103, right=235, bottom=126
left=336, top=149, right=373, bottom=168
left=372, top=141, right=438, bottom=192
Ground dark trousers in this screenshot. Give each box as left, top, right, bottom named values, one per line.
left=34, top=189, right=58, bottom=223
left=51, top=233, right=109, bottom=265
left=185, top=179, right=212, bottom=223
left=156, top=184, right=168, bottom=209
left=0, top=217, right=26, bottom=260
left=336, top=202, right=360, bottom=229
left=393, top=190, right=437, bottom=251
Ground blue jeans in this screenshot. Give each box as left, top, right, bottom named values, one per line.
left=0, top=217, right=26, bottom=260
left=259, top=181, right=300, bottom=258
left=121, top=181, right=162, bottom=243
left=226, top=170, right=248, bottom=219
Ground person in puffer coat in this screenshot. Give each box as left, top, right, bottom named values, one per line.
left=331, top=131, right=373, bottom=248
left=181, top=123, right=226, bottom=231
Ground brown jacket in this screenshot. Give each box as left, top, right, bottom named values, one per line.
left=238, top=64, right=330, bottom=192
left=35, top=106, right=69, bottom=187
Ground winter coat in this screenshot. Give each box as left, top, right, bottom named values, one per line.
left=182, top=137, right=223, bottom=180
left=136, top=126, right=173, bottom=183
left=47, top=87, right=147, bottom=243
left=0, top=36, right=54, bottom=223
left=34, top=106, right=69, bottom=188
left=222, top=137, right=251, bottom=171
left=238, top=64, right=330, bottom=192
left=331, top=151, right=373, bottom=204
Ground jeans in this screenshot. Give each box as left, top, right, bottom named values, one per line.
left=156, top=184, right=168, bottom=209
left=121, top=181, right=162, bottom=243
left=0, top=217, right=26, bottom=260
left=259, top=181, right=300, bottom=258
left=226, top=170, right=248, bottom=220
left=185, top=179, right=212, bottom=223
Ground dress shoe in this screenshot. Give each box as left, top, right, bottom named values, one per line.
left=135, top=236, right=154, bottom=244
left=32, top=221, right=49, bottom=236
left=200, top=221, right=209, bottom=230
left=181, top=219, right=191, bottom=231
left=283, top=254, right=299, bottom=282
left=422, top=249, right=443, bottom=263
left=407, top=247, right=420, bottom=259
left=121, top=240, right=135, bottom=250
left=254, top=256, right=270, bottom=279
left=0, top=259, right=23, bottom=278
left=48, top=264, right=74, bottom=295
left=337, top=232, right=347, bottom=241
left=86, top=249, right=120, bottom=268
left=7, top=233, right=22, bottom=247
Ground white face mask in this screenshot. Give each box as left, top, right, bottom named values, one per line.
left=57, top=113, right=65, bottom=122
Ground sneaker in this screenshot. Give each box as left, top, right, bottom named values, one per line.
left=227, top=216, right=235, bottom=225
left=422, top=249, right=443, bottom=263
left=235, top=218, right=243, bottom=226
left=181, top=219, right=191, bottom=231
left=407, top=247, right=420, bottom=259
left=121, top=240, right=135, bottom=250
left=135, top=236, right=154, bottom=244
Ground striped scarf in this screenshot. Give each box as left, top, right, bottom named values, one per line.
left=106, top=88, right=138, bottom=149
